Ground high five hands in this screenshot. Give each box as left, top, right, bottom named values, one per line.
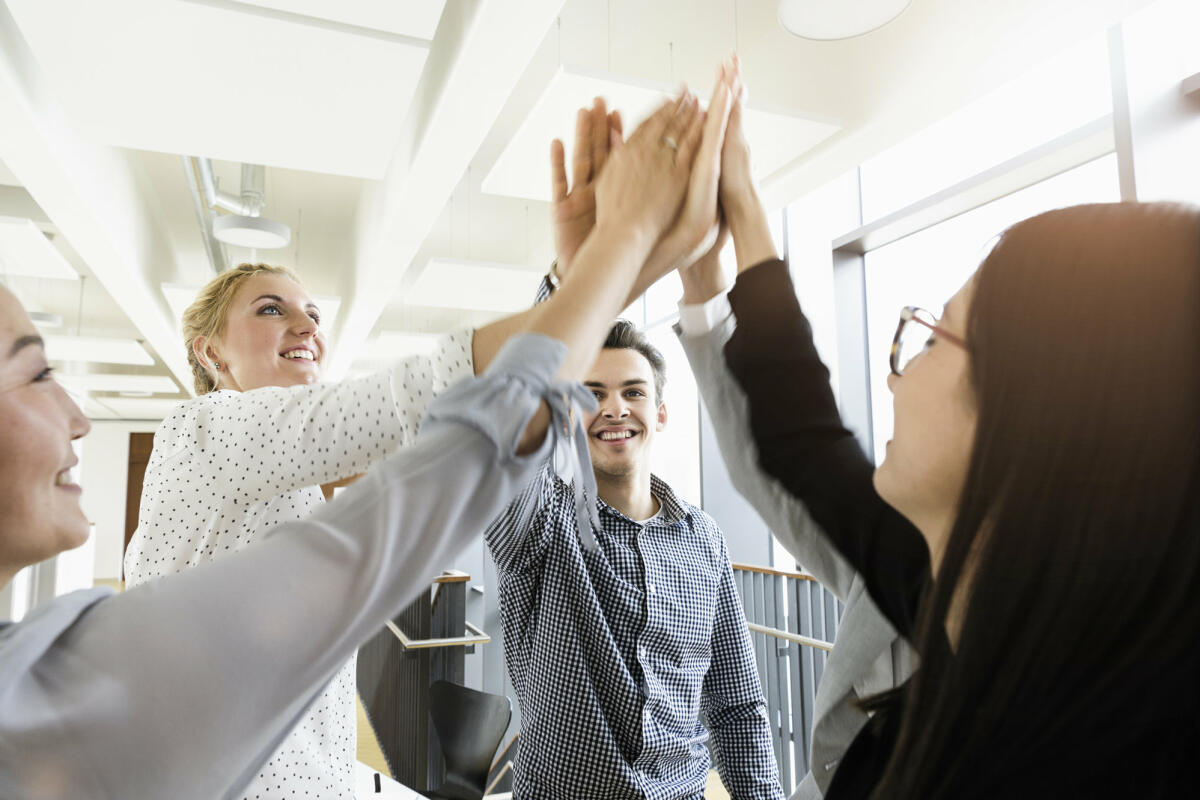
left=549, top=58, right=752, bottom=300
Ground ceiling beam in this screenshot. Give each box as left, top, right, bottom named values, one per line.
left=326, top=0, right=566, bottom=377
left=0, top=2, right=192, bottom=391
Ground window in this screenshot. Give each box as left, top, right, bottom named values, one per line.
left=862, top=153, right=1120, bottom=462
left=859, top=35, right=1112, bottom=223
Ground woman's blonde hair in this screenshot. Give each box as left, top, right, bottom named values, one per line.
left=182, top=263, right=302, bottom=394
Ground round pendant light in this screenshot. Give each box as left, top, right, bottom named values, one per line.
left=778, top=0, right=912, bottom=41
left=212, top=214, right=292, bottom=249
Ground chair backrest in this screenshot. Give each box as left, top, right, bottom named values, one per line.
left=429, top=680, right=512, bottom=799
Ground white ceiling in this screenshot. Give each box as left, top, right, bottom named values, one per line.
left=228, top=0, right=447, bottom=40
left=0, top=0, right=1158, bottom=419
left=482, top=64, right=840, bottom=203
left=6, top=0, right=432, bottom=178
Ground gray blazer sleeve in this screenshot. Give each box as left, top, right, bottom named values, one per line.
left=678, top=315, right=859, bottom=601
left=0, top=333, right=565, bottom=800
left=678, top=314, right=917, bottom=800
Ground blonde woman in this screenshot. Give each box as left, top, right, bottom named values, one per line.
left=124, top=258, right=552, bottom=796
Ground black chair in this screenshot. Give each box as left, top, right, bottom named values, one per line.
left=428, top=680, right=513, bottom=800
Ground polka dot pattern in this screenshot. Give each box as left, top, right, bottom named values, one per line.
left=124, top=330, right=473, bottom=799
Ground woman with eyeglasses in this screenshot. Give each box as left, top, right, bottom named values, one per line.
left=699, top=66, right=1199, bottom=799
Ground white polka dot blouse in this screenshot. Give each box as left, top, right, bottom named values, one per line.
left=124, top=329, right=473, bottom=799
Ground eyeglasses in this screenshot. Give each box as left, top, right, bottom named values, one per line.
left=889, top=306, right=967, bottom=376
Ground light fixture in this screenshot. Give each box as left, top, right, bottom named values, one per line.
left=212, top=214, right=292, bottom=249
left=28, top=310, right=64, bottom=328
left=370, top=332, right=441, bottom=360
left=406, top=258, right=546, bottom=313
left=197, top=161, right=292, bottom=250
left=0, top=217, right=79, bottom=280
left=44, top=335, right=155, bottom=366
left=93, top=396, right=188, bottom=419
left=777, top=0, right=911, bottom=41
left=57, top=373, right=179, bottom=395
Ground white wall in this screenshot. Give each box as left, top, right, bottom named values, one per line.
left=1122, top=0, right=1200, bottom=204
left=80, top=420, right=159, bottom=580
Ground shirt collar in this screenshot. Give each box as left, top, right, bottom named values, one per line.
left=596, top=474, right=691, bottom=527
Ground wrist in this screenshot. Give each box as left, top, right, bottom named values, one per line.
left=594, top=219, right=656, bottom=265
left=724, top=186, right=763, bottom=232
left=679, top=258, right=728, bottom=305
left=680, top=274, right=726, bottom=305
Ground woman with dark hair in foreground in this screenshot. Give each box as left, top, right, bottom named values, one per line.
left=0, top=84, right=732, bottom=799
left=711, top=63, right=1199, bottom=800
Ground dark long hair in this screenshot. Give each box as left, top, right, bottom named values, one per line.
left=873, top=203, right=1200, bottom=798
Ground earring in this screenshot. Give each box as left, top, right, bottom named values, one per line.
left=213, top=361, right=220, bottom=370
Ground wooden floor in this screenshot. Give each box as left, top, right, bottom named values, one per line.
left=356, top=696, right=391, bottom=776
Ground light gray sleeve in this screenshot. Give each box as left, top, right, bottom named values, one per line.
left=677, top=316, right=859, bottom=602
left=0, top=333, right=565, bottom=800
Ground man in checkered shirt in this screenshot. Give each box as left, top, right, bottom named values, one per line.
left=485, top=313, right=785, bottom=800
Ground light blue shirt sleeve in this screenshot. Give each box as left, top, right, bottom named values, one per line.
left=0, top=333, right=568, bottom=800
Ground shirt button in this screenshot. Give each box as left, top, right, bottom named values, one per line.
left=647, top=583, right=656, bottom=595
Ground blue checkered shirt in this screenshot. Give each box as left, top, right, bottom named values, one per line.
left=486, top=466, right=784, bottom=800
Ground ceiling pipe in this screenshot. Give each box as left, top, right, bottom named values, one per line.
left=196, top=156, right=259, bottom=216
left=192, top=157, right=291, bottom=253
left=181, top=155, right=227, bottom=274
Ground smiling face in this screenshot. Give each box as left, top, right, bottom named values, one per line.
left=873, top=279, right=978, bottom=569
left=584, top=347, right=667, bottom=482
left=0, top=287, right=92, bottom=586
left=196, top=272, right=327, bottom=393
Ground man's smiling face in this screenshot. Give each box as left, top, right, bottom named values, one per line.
left=584, top=347, right=667, bottom=481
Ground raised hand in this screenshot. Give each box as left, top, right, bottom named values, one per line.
left=716, top=56, right=779, bottom=274
left=631, top=64, right=736, bottom=295
left=718, top=55, right=755, bottom=221
left=593, top=89, right=705, bottom=248
left=551, top=98, right=623, bottom=273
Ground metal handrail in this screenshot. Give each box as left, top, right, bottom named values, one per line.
left=385, top=619, right=490, bottom=651
left=484, top=760, right=513, bottom=797
left=746, top=621, right=834, bottom=652
left=732, top=562, right=817, bottom=582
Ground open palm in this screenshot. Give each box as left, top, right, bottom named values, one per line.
left=551, top=98, right=622, bottom=272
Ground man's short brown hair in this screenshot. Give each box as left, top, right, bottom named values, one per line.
left=603, top=319, right=666, bottom=403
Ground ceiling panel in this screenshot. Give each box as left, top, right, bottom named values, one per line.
left=481, top=65, right=840, bottom=203
left=87, top=396, right=188, bottom=420
left=45, top=335, right=156, bottom=367
left=229, top=0, right=446, bottom=40
left=57, top=373, right=180, bottom=395
left=0, top=217, right=78, bottom=280
left=0, top=159, right=19, bottom=187
left=7, top=0, right=430, bottom=178
left=406, top=258, right=546, bottom=313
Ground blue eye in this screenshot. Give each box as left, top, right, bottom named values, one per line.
left=34, top=366, right=55, bottom=383
left=260, top=304, right=282, bottom=315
